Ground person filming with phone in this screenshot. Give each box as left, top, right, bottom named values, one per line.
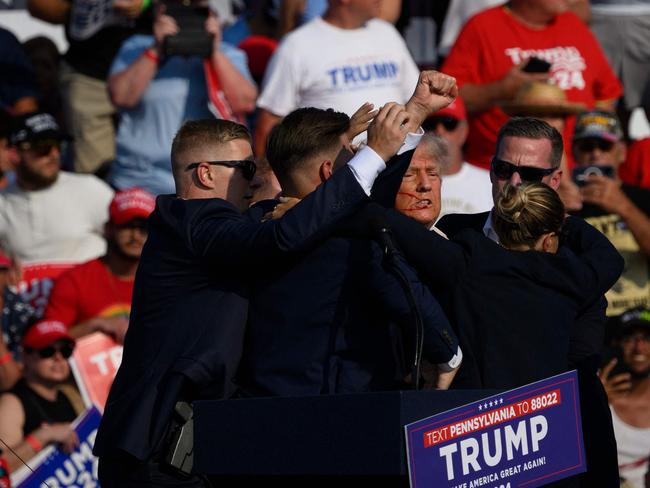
left=572, top=110, right=650, bottom=317
left=599, top=308, right=650, bottom=488
left=107, top=0, right=257, bottom=195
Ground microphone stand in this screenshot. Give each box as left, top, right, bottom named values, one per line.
left=373, top=224, right=425, bottom=391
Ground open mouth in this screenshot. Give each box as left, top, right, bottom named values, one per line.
left=412, top=199, right=432, bottom=209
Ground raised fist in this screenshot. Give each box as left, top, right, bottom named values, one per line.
left=406, top=71, right=459, bottom=130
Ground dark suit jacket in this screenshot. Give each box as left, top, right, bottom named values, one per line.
left=93, top=166, right=369, bottom=461
left=389, top=210, right=623, bottom=390
left=437, top=211, right=609, bottom=369
left=237, top=148, right=458, bottom=397
left=435, top=211, right=622, bottom=488
left=238, top=235, right=459, bottom=397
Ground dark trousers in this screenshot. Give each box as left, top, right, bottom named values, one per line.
left=99, top=451, right=210, bottom=488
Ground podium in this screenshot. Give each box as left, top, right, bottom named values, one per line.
left=194, top=390, right=496, bottom=486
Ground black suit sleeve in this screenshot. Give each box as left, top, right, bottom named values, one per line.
left=384, top=209, right=467, bottom=293
left=191, top=165, right=367, bottom=266
left=367, top=243, right=459, bottom=364
left=561, top=216, right=624, bottom=301
left=370, top=148, right=415, bottom=207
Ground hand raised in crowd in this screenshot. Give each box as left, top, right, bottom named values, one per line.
left=498, top=61, right=550, bottom=100
left=346, top=103, right=378, bottom=144
left=405, top=71, right=458, bottom=131
left=90, top=316, right=129, bottom=344
left=366, top=102, right=410, bottom=162
left=599, top=358, right=632, bottom=401
left=205, top=11, right=222, bottom=53
left=33, top=422, right=80, bottom=453
left=581, top=175, right=631, bottom=214
left=113, top=0, right=144, bottom=19
left=153, top=6, right=179, bottom=55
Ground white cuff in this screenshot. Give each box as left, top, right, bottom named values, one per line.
left=398, top=127, right=424, bottom=155
left=438, top=346, right=463, bottom=372
left=347, top=145, right=387, bottom=196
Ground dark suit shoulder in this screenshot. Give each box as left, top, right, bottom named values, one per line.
left=436, top=211, right=490, bottom=238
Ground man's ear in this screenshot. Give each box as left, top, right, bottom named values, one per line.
left=319, top=160, right=334, bottom=182
left=549, top=168, right=563, bottom=191
left=195, top=163, right=214, bottom=188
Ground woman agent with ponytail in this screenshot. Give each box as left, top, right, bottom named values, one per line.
left=384, top=182, right=624, bottom=390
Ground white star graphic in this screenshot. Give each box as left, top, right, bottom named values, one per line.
left=489, top=401, right=494, bottom=407
left=478, top=404, right=482, bottom=411
left=500, top=398, right=504, bottom=404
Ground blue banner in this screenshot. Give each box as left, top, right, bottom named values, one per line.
left=405, top=371, right=586, bottom=488
left=13, top=406, right=101, bottom=488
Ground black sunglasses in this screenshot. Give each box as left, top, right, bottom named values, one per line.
left=28, top=342, right=74, bottom=359
left=423, top=116, right=460, bottom=132
left=185, top=160, right=257, bottom=180
left=21, top=139, right=61, bottom=157
left=118, top=218, right=148, bottom=232
left=575, top=138, right=614, bottom=153
left=491, top=158, right=557, bottom=182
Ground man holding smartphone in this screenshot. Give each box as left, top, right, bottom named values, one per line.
left=599, top=308, right=650, bottom=488
left=572, top=110, right=650, bottom=317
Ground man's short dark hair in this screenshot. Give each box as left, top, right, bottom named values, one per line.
left=495, top=117, right=564, bottom=168
left=266, top=107, right=350, bottom=182
left=171, top=119, right=251, bottom=181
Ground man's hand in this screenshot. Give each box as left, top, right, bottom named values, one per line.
left=90, top=316, right=129, bottom=344
left=498, top=62, right=550, bottom=100
left=346, top=103, right=378, bottom=143
left=367, top=103, right=410, bottom=162
left=34, top=423, right=80, bottom=453
left=405, top=71, right=459, bottom=131
left=205, top=11, right=222, bottom=54
left=153, top=7, right=179, bottom=55
left=599, top=358, right=632, bottom=401
left=113, top=0, right=144, bottom=19
left=267, top=197, right=301, bottom=220
left=436, top=367, right=459, bottom=390
left=581, top=176, right=630, bottom=214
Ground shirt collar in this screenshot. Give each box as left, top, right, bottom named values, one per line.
left=483, top=209, right=500, bottom=244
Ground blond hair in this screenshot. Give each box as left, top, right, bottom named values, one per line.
left=493, top=183, right=565, bottom=249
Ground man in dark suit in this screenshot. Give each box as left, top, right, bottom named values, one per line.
left=239, top=71, right=463, bottom=397
left=436, top=117, right=619, bottom=488
left=93, top=112, right=414, bottom=487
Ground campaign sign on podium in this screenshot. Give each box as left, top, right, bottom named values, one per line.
left=405, top=371, right=585, bottom=488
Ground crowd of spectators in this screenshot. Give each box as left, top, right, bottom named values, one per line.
left=0, top=0, right=650, bottom=486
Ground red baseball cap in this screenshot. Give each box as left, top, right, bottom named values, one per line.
left=432, top=96, right=467, bottom=122
left=0, top=251, right=12, bottom=269
left=22, top=320, right=75, bottom=349
left=109, top=188, right=156, bottom=226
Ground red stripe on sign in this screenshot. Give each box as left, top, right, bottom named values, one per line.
left=423, top=389, right=562, bottom=448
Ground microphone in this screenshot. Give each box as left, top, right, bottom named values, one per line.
left=369, top=211, right=424, bottom=390
left=369, top=213, right=400, bottom=259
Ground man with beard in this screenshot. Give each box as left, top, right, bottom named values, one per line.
left=44, top=188, right=155, bottom=344
left=0, top=112, right=114, bottom=265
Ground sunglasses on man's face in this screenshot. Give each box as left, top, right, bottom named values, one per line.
left=28, top=341, right=74, bottom=359
left=118, top=218, right=148, bottom=232
left=423, top=116, right=460, bottom=133
left=22, top=139, right=61, bottom=157
left=575, top=138, right=614, bottom=153
left=185, top=159, right=257, bottom=181
left=491, top=157, right=557, bottom=182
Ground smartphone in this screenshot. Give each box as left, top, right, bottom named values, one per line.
left=572, top=165, right=615, bottom=187
left=162, top=0, right=213, bottom=58
left=522, top=57, right=552, bottom=73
